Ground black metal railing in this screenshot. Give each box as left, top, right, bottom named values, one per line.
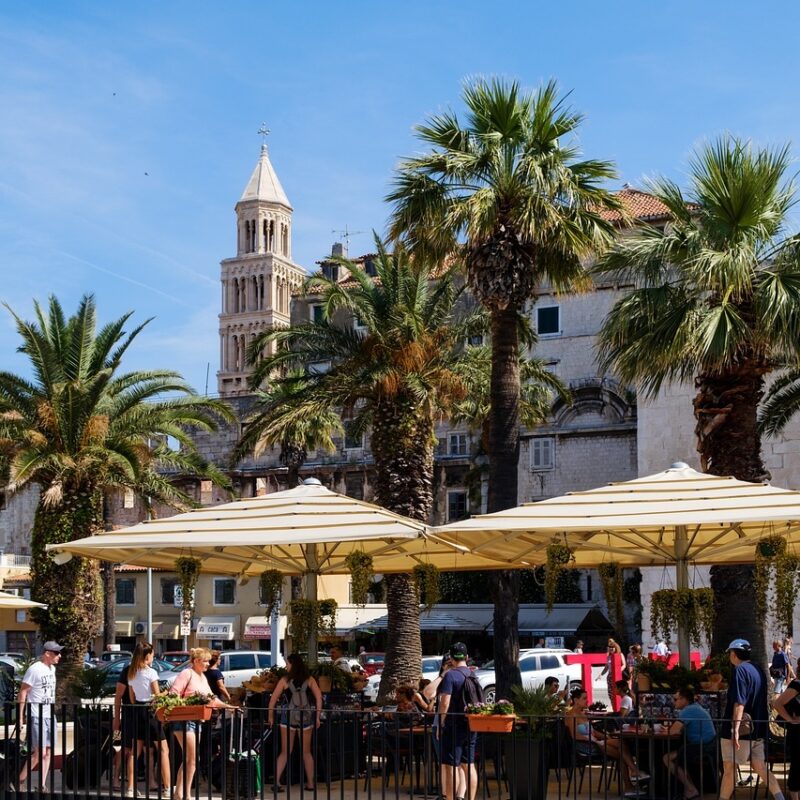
left=0, top=704, right=792, bottom=800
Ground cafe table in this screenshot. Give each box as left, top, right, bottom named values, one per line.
left=618, top=725, right=681, bottom=800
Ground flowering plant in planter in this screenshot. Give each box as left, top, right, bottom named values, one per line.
left=150, top=692, right=214, bottom=722
left=465, top=699, right=514, bottom=716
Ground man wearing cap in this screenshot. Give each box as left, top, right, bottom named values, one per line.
left=719, top=639, right=785, bottom=800
left=18, top=641, right=63, bottom=791
left=436, top=642, right=478, bottom=800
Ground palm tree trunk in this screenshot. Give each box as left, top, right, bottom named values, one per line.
left=371, top=395, right=432, bottom=701
left=487, top=306, right=522, bottom=699
left=696, top=365, right=768, bottom=665
left=101, top=495, right=116, bottom=651
left=29, top=488, right=103, bottom=703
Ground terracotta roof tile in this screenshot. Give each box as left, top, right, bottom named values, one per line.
left=599, top=187, right=674, bottom=223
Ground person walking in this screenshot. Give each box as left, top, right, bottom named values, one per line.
left=169, top=647, right=237, bottom=800
left=719, top=639, right=785, bottom=800
left=771, top=640, right=795, bottom=695
left=600, top=639, right=624, bottom=708
left=18, top=641, right=63, bottom=792
left=205, top=651, right=231, bottom=702
left=267, top=653, right=323, bottom=792
left=772, top=675, right=800, bottom=800
left=125, top=643, right=170, bottom=798
left=436, top=642, right=478, bottom=800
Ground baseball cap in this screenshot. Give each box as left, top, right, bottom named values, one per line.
left=726, top=638, right=751, bottom=652
left=450, top=641, right=468, bottom=659
left=43, top=641, right=64, bottom=653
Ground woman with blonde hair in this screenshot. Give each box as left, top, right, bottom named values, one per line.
left=124, top=643, right=169, bottom=797
left=600, top=639, right=625, bottom=709
left=169, top=647, right=238, bottom=800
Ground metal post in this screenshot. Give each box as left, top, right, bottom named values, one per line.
left=675, top=525, right=691, bottom=668
left=147, top=568, right=153, bottom=643
left=271, top=586, right=282, bottom=667
left=304, top=544, right=318, bottom=663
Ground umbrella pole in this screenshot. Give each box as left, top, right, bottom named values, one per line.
left=675, top=525, right=691, bottom=669
left=304, top=544, right=318, bottom=664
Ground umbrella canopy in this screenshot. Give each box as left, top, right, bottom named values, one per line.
left=0, top=591, right=46, bottom=609
left=47, top=480, right=487, bottom=576
left=435, top=462, right=800, bottom=665
left=435, top=463, right=800, bottom=568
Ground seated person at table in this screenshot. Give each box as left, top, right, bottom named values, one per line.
left=393, top=685, right=424, bottom=727
left=566, top=689, right=648, bottom=789
left=544, top=675, right=568, bottom=701
left=616, top=680, right=636, bottom=718
left=663, top=687, right=717, bottom=800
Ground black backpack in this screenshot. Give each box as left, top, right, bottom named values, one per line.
left=456, top=666, right=484, bottom=707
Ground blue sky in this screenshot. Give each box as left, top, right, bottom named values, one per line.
left=2, top=2, right=800, bottom=391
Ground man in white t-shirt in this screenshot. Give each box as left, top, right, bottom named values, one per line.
left=18, top=641, right=63, bottom=790
left=330, top=644, right=352, bottom=673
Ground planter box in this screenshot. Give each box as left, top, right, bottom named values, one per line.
left=467, top=714, right=515, bottom=733
left=156, top=704, right=214, bottom=723
left=505, top=736, right=549, bottom=800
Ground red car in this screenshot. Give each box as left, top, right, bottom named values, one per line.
left=358, top=652, right=385, bottom=676
left=161, top=650, right=191, bottom=667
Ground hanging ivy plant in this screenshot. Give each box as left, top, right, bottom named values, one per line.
left=413, top=564, right=441, bottom=613
left=288, top=598, right=339, bottom=648
left=598, top=562, right=624, bottom=633
left=754, top=535, right=799, bottom=633
left=175, top=556, right=201, bottom=612
left=544, top=543, right=573, bottom=612
left=345, top=552, right=374, bottom=607
left=650, top=588, right=714, bottom=646
left=259, top=569, right=283, bottom=618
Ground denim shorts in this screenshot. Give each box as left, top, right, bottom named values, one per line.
left=28, top=716, right=57, bottom=750
left=170, top=720, right=199, bottom=735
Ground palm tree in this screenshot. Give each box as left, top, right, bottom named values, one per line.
left=244, top=239, right=481, bottom=695
left=0, top=295, right=233, bottom=692
left=597, top=137, right=800, bottom=662
left=234, top=371, right=344, bottom=488
left=387, top=78, right=619, bottom=696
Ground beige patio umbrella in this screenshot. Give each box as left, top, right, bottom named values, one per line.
left=435, top=462, right=800, bottom=664
left=46, top=479, right=503, bottom=654
left=0, top=591, right=46, bottom=609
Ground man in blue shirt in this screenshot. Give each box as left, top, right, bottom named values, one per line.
left=770, top=640, right=794, bottom=695
left=719, top=639, right=785, bottom=800
left=663, top=686, right=716, bottom=799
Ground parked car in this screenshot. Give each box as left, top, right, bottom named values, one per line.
left=363, top=656, right=443, bottom=703
left=162, top=650, right=286, bottom=690
left=160, top=650, right=191, bottom=667
left=97, top=657, right=176, bottom=694
left=474, top=649, right=583, bottom=703
left=358, top=652, right=385, bottom=676
left=99, top=650, right=132, bottom=663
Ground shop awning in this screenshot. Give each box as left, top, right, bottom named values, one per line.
left=116, top=617, right=136, bottom=637
left=152, top=617, right=180, bottom=639
left=352, top=610, right=485, bottom=632
left=197, top=616, right=238, bottom=640
left=244, top=616, right=271, bottom=639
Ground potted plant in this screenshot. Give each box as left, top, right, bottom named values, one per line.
left=349, top=670, right=369, bottom=692
left=311, top=661, right=350, bottom=694
left=504, top=685, right=565, bottom=800
left=465, top=698, right=516, bottom=733
left=150, top=692, right=214, bottom=723
left=635, top=657, right=672, bottom=690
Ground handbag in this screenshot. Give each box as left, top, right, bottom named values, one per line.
left=738, top=712, right=753, bottom=738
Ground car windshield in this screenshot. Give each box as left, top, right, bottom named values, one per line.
left=480, top=660, right=494, bottom=670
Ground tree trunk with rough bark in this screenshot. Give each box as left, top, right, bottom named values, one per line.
left=281, top=442, right=306, bottom=489
left=29, top=488, right=102, bottom=703
left=696, top=363, right=769, bottom=664
left=371, top=394, right=433, bottom=701
left=487, top=306, right=522, bottom=699
left=101, top=495, right=116, bottom=651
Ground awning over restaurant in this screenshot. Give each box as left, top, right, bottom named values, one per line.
left=196, top=616, right=239, bottom=640
left=488, top=604, right=613, bottom=635
left=116, top=617, right=136, bottom=637
left=244, top=616, right=271, bottom=639
left=152, top=617, right=180, bottom=639
left=352, top=610, right=485, bottom=632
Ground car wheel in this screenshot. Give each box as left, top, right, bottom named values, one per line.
left=483, top=685, right=496, bottom=704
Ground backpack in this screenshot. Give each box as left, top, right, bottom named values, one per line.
left=285, top=679, right=313, bottom=727
left=456, top=666, right=484, bottom=708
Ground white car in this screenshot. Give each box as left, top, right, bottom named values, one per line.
left=163, top=650, right=286, bottom=690
left=474, top=649, right=583, bottom=703
left=363, top=656, right=444, bottom=703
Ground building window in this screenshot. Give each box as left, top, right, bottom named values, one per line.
left=345, top=473, right=364, bottom=500
left=353, top=315, right=367, bottom=332
left=311, top=304, right=325, bottom=323
left=536, top=306, right=560, bottom=336
left=200, top=480, right=213, bottom=505
left=0, top=491, right=6, bottom=510
left=116, top=578, right=136, bottom=606
left=447, top=490, right=468, bottom=522
left=448, top=432, right=468, bottom=456
left=531, top=437, right=555, bottom=470
left=214, top=578, right=236, bottom=606
left=160, top=578, right=178, bottom=606
left=322, top=263, right=339, bottom=282
left=467, top=334, right=484, bottom=347
left=364, top=258, right=377, bottom=277
left=344, top=422, right=363, bottom=450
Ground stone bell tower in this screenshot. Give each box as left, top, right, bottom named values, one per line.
left=218, top=136, right=305, bottom=395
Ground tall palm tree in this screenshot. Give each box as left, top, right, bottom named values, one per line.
left=597, top=137, right=800, bottom=662
left=387, top=78, right=619, bottom=696
left=244, top=239, right=481, bottom=695
left=234, top=371, right=344, bottom=488
left=0, top=295, right=233, bottom=692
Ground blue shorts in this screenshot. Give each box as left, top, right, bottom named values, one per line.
left=440, top=722, right=476, bottom=766
left=28, top=716, right=57, bottom=751
left=170, top=720, right=199, bottom=735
